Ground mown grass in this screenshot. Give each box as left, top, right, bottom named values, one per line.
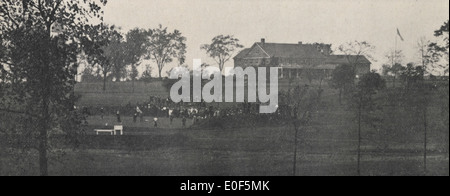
left=1, top=103, right=448, bottom=176
left=1, top=79, right=448, bottom=176
left=1, top=124, right=448, bottom=176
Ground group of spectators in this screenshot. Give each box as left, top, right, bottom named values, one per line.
left=76, top=88, right=315, bottom=128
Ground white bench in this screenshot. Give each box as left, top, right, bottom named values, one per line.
left=114, top=125, right=124, bottom=135
left=95, top=129, right=115, bottom=135
left=95, top=125, right=123, bottom=135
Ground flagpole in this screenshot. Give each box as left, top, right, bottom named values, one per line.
left=394, top=28, right=397, bottom=67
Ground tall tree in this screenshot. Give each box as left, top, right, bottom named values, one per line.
left=400, top=63, right=432, bottom=175
left=108, top=41, right=128, bottom=82
left=82, top=24, right=123, bottom=91
left=429, top=20, right=449, bottom=75
left=129, top=64, right=139, bottom=91
left=201, top=35, right=244, bottom=72
left=330, top=64, right=356, bottom=104
left=124, top=28, right=148, bottom=91
left=416, top=37, right=435, bottom=74
left=282, top=86, right=321, bottom=176
left=382, top=50, right=405, bottom=88
left=146, top=25, right=186, bottom=78
left=352, top=71, right=386, bottom=176
left=0, top=0, right=107, bottom=176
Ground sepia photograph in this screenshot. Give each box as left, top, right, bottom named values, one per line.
left=0, top=0, right=449, bottom=177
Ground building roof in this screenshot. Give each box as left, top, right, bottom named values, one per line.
left=234, top=48, right=252, bottom=59
left=325, top=55, right=371, bottom=64
left=234, top=41, right=372, bottom=66
left=280, top=64, right=338, bottom=70
left=256, top=42, right=328, bottom=59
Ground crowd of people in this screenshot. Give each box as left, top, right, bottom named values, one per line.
left=77, top=89, right=313, bottom=129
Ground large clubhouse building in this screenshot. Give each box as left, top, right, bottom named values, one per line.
left=233, top=39, right=371, bottom=79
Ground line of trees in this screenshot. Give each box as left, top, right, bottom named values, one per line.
left=325, top=21, right=449, bottom=176
left=0, top=0, right=246, bottom=175
left=383, top=20, right=449, bottom=84
left=81, top=24, right=187, bottom=91
left=81, top=32, right=246, bottom=91
left=295, top=61, right=442, bottom=176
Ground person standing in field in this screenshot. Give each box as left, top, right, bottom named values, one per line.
left=169, top=109, right=174, bottom=125
left=100, top=107, right=104, bottom=119
left=116, top=110, right=121, bottom=123
left=137, top=106, right=144, bottom=122
left=153, top=117, right=158, bottom=128
left=192, top=115, right=197, bottom=126
left=182, top=116, right=187, bottom=129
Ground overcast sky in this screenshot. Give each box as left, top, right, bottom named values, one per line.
left=101, top=0, right=449, bottom=77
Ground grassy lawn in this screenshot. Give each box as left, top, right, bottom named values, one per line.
left=1, top=80, right=448, bottom=176
left=1, top=109, right=448, bottom=176
left=1, top=125, right=448, bottom=176
left=85, top=116, right=194, bottom=132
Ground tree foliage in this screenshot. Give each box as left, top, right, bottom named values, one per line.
left=429, top=20, right=449, bottom=74
left=124, top=28, right=148, bottom=67
left=201, top=35, right=243, bottom=72
left=358, top=71, right=386, bottom=94
left=81, top=65, right=102, bottom=82
left=82, top=23, right=122, bottom=90
left=281, top=85, right=321, bottom=176
left=348, top=71, right=386, bottom=175
left=382, top=63, right=405, bottom=88
left=0, top=0, right=107, bottom=176
left=330, top=64, right=355, bottom=104
left=146, top=24, right=186, bottom=78
left=140, top=64, right=153, bottom=82
left=400, top=63, right=426, bottom=91
left=416, top=37, right=435, bottom=72
left=124, top=28, right=148, bottom=83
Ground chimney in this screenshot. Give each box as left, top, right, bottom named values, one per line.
left=261, top=38, right=265, bottom=45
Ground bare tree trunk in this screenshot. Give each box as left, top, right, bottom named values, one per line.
left=219, top=62, right=224, bottom=75
left=103, top=72, right=107, bottom=91
left=293, top=123, right=299, bottom=176
left=319, top=80, right=322, bottom=89
left=393, top=74, right=397, bottom=88
left=39, top=98, right=49, bottom=176
left=357, top=99, right=362, bottom=176
left=39, top=62, right=50, bottom=176
left=423, top=106, right=427, bottom=175
left=39, top=25, right=52, bottom=176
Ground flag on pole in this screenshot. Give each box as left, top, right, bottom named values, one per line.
left=397, top=28, right=404, bottom=41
